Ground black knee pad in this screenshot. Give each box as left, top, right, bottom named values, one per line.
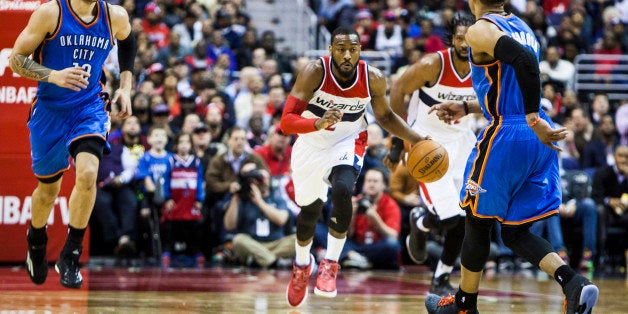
left=501, top=223, right=553, bottom=268
left=37, top=172, right=63, bottom=184
left=296, top=199, right=324, bottom=242
left=329, top=165, right=357, bottom=234
left=440, top=217, right=465, bottom=265
left=69, top=137, right=105, bottom=161
left=460, top=216, right=494, bottom=272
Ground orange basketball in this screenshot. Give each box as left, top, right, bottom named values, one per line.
left=406, top=139, right=449, bottom=183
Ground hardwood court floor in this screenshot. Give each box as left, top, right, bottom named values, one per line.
left=0, top=265, right=625, bottom=313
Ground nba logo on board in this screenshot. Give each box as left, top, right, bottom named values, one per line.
left=465, top=179, right=486, bottom=196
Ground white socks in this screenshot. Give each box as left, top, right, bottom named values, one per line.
left=434, top=260, right=453, bottom=278
left=295, top=241, right=313, bottom=266
left=294, top=234, right=347, bottom=265
left=324, top=234, right=346, bottom=262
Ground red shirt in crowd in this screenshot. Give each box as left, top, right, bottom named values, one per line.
left=352, top=193, right=401, bottom=244
left=253, top=144, right=292, bottom=176
left=142, top=19, right=170, bottom=49
left=593, top=47, right=622, bottom=76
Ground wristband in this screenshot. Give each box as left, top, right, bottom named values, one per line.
left=462, top=101, right=469, bottom=115
left=527, top=116, right=541, bottom=127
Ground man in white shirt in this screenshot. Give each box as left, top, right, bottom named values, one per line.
left=539, top=45, right=575, bottom=90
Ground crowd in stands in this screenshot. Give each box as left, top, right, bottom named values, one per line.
left=91, top=0, right=627, bottom=275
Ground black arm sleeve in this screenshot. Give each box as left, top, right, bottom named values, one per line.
left=117, top=32, right=136, bottom=73
left=493, top=35, right=540, bottom=114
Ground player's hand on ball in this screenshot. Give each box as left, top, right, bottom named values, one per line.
left=315, top=108, right=343, bottom=130
left=428, top=101, right=466, bottom=124
left=51, top=66, right=90, bottom=91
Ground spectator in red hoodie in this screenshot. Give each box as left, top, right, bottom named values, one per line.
left=142, top=2, right=170, bottom=49
left=593, top=30, right=622, bottom=81
left=254, top=124, right=293, bottom=177
left=415, top=19, right=444, bottom=53
left=354, top=9, right=378, bottom=49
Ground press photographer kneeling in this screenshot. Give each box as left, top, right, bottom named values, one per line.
left=223, top=162, right=296, bottom=268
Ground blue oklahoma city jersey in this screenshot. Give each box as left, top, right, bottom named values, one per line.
left=28, top=0, right=114, bottom=178
left=34, top=0, right=113, bottom=109
left=471, top=13, right=540, bottom=119
left=462, top=13, right=560, bottom=225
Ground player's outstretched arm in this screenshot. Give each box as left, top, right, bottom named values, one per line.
left=109, top=4, right=134, bottom=118
left=10, top=2, right=89, bottom=90
left=428, top=100, right=482, bottom=123
left=370, top=66, right=425, bottom=144
left=386, top=56, right=439, bottom=167
left=280, top=60, right=342, bottom=134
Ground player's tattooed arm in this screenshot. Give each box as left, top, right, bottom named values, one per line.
left=9, top=2, right=59, bottom=83
left=9, top=54, right=52, bottom=82
left=10, top=53, right=89, bottom=91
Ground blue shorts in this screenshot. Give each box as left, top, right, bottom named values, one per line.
left=28, top=97, right=109, bottom=179
left=460, top=116, right=561, bottom=225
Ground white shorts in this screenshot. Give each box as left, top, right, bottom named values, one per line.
left=417, top=132, right=475, bottom=220
left=291, top=133, right=367, bottom=206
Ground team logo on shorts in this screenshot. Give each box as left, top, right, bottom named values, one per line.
left=465, top=179, right=486, bottom=196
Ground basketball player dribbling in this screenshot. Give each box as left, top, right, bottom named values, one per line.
left=282, top=27, right=426, bottom=307
left=388, top=13, right=477, bottom=297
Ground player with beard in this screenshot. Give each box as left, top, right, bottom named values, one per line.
left=283, top=27, right=426, bottom=307
left=387, top=14, right=477, bottom=296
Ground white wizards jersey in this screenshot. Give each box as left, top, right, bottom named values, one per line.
left=297, top=56, right=371, bottom=148
left=407, top=48, right=477, bottom=143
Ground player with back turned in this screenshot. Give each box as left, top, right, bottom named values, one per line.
left=10, top=0, right=135, bottom=288
left=387, top=13, right=476, bottom=296
left=281, top=27, right=426, bottom=307
left=424, top=0, right=598, bottom=312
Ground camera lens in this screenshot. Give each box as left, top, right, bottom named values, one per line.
left=357, top=197, right=371, bottom=214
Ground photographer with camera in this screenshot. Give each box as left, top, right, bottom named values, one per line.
left=223, top=162, right=296, bottom=268
left=340, top=168, right=402, bottom=269
left=205, top=126, right=268, bottom=262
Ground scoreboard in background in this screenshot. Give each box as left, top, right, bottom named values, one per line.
left=0, top=0, right=89, bottom=263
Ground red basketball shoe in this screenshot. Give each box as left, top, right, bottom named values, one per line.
left=314, top=259, right=340, bottom=297
left=286, top=254, right=313, bottom=307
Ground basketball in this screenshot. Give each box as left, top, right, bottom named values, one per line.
left=406, top=139, right=449, bottom=183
